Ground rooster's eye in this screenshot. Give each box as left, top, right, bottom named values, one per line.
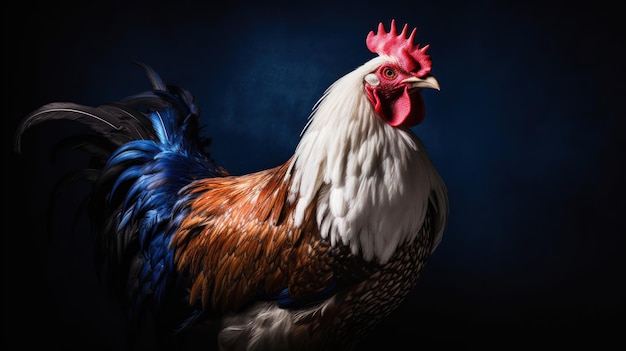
left=382, top=67, right=397, bottom=79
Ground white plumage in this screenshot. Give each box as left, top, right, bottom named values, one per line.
left=289, top=56, right=447, bottom=264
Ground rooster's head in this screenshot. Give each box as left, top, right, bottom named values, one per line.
left=364, top=19, right=440, bottom=128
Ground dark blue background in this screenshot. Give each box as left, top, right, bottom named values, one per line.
left=5, top=0, right=624, bottom=349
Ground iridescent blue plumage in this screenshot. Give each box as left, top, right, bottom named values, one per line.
left=15, top=63, right=227, bottom=340
left=103, top=106, right=220, bottom=322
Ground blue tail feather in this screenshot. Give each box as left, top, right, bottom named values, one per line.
left=15, top=63, right=226, bottom=337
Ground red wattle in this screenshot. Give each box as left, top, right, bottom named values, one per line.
left=388, top=87, right=425, bottom=127
left=367, top=86, right=425, bottom=128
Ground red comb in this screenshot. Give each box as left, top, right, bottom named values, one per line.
left=366, top=20, right=432, bottom=77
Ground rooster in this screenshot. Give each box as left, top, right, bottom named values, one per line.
left=15, top=20, right=448, bottom=351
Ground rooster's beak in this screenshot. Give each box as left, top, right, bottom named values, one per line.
left=402, top=75, right=440, bottom=91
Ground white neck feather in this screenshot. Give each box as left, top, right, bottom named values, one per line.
left=288, top=57, right=446, bottom=264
